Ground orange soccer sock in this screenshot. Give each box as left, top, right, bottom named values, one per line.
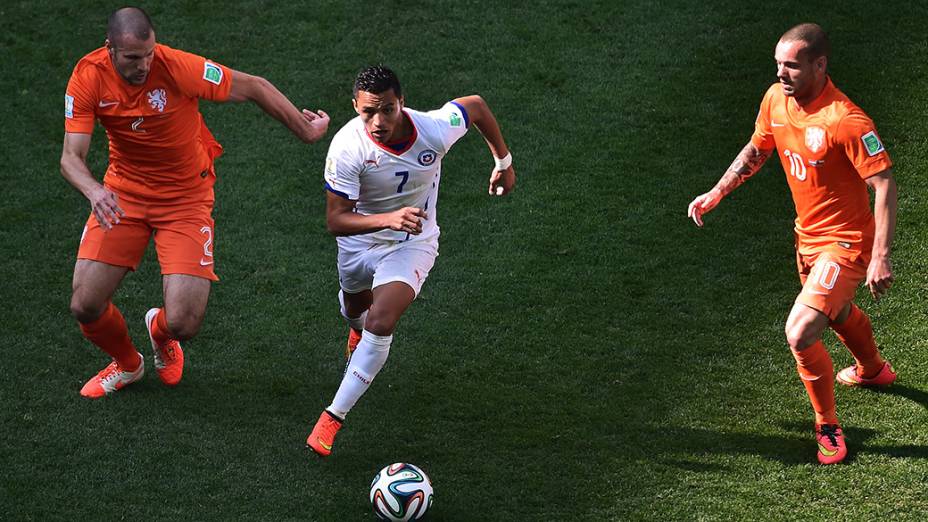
left=831, top=304, right=884, bottom=378
left=791, top=341, right=838, bottom=425
left=150, top=308, right=176, bottom=346
left=79, top=302, right=141, bottom=371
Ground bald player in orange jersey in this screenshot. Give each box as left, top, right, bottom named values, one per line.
left=61, top=7, right=329, bottom=398
left=687, top=23, right=898, bottom=465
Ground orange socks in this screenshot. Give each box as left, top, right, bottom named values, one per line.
left=831, top=304, right=884, bottom=378
left=150, top=308, right=175, bottom=346
left=791, top=341, right=837, bottom=425
left=79, top=302, right=140, bottom=371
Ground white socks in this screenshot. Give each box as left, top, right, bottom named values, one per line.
left=327, top=330, right=392, bottom=419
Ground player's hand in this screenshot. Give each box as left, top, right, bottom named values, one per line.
left=87, top=185, right=125, bottom=231
left=489, top=166, right=515, bottom=196
left=686, top=188, right=724, bottom=227
left=301, top=109, right=330, bottom=143
left=384, top=207, right=427, bottom=235
left=866, top=255, right=894, bottom=300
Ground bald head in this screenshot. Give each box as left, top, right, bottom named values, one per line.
left=780, top=23, right=830, bottom=61
left=107, top=7, right=154, bottom=48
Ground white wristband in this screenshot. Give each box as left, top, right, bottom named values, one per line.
left=494, top=152, right=512, bottom=171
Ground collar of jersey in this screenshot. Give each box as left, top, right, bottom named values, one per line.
left=365, top=110, right=418, bottom=156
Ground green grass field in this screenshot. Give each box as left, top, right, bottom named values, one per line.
left=3, top=0, right=928, bottom=519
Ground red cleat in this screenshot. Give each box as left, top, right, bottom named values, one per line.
left=145, top=308, right=184, bottom=386
left=815, top=423, right=848, bottom=465
left=836, top=361, right=896, bottom=388
left=80, top=355, right=144, bottom=398
left=345, top=328, right=362, bottom=359
left=307, top=410, right=343, bottom=457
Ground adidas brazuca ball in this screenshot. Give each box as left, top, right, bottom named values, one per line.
left=369, top=463, right=433, bottom=521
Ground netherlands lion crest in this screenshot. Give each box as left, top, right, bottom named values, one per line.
left=147, top=88, right=167, bottom=112
left=805, top=126, right=825, bottom=153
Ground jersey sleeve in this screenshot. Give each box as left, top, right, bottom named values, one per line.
left=425, top=101, right=470, bottom=153
left=324, top=133, right=362, bottom=200
left=835, top=110, right=892, bottom=179
left=750, top=86, right=776, bottom=151
left=164, top=46, right=233, bottom=102
left=64, top=66, right=97, bottom=134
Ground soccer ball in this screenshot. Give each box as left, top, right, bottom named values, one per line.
left=369, top=463, right=433, bottom=521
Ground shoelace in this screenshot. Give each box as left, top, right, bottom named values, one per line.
left=98, top=362, right=122, bottom=384
left=819, top=425, right=841, bottom=447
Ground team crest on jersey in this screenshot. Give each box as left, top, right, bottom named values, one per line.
left=805, top=126, right=825, bottom=153
left=417, top=149, right=437, bottom=166
left=147, top=89, right=167, bottom=112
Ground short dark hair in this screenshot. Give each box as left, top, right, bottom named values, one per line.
left=780, top=23, right=830, bottom=60
left=353, top=65, right=402, bottom=98
left=107, top=7, right=154, bottom=47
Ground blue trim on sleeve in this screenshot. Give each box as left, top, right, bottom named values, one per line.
left=450, top=101, right=470, bottom=128
left=325, top=182, right=353, bottom=200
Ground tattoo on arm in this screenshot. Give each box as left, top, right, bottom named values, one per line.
left=714, top=143, right=771, bottom=196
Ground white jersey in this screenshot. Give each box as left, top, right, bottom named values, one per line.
left=324, top=101, right=470, bottom=244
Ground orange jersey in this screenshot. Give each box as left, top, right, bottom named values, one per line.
left=751, top=78, right=892, bottom=253
left=64, top=44, right=232, bottom=200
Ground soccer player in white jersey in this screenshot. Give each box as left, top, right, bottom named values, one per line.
left=306, top=65, right=515, bottom=456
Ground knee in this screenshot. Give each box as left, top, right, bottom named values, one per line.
left=785, top=321, right=813, bottom=352
left=364, top=309, right=399, bottom=336
left=70, top=294, right=107, bottom=324
left=165, top=309, right=203, bottom=341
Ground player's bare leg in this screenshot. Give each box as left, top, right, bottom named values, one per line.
left=341, top=289, right=372, bottom=358
left=144, top=274, right=211, bottom=386
left=72, top=260, right=144, bottom=398
left=308, top=282, right=415, bottom=456
left=786, top=303, right=846, bottom=464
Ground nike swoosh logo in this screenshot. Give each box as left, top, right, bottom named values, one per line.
left=807, top=290, right=829, bottom=295
left=818, top=443, right=838, bottom=456
left=318, top=439, right=332, bottom=451
left=99, top=100, right=118, bottom=108
left=771, top=122, right=786, bottom=127
left=199, top=259, right=214, bottom=266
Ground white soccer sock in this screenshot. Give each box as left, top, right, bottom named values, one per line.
left=338, top=290, right=368, bottom=332
left=327, top=330, right=392, bottom=419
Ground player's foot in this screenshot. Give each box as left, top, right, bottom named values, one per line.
left=79, top=354, right=145, bottom=398
left=815, top=423, right=847, bottom=465
left=345, top=327, right=362, bottom=359
left=307, top=410, right=343, bottom=457
left=145, top=307, right=184, bottom=386
left=836, top=361, right=896, bottom=387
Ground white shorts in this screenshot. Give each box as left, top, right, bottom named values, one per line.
left=336, top=236, right=439, bottom=297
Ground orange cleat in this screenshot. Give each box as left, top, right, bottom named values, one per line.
left=836, top=361, right=896, bottom=388
left=815, top=423, right=848, bottom=465
left=345, top=328, right=362, bottom=359
left=307, top=410, right=343, bottom=457
left=80, top=355, right=145, bottom=398
left=145, top=308, right=184, bottom=386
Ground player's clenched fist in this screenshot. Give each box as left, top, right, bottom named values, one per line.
left=384, top=207, right=427, bottom=235
left=687, top=188, right=724, bottom=227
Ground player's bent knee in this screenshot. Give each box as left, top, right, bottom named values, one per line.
left=785, top=322, right=815, bottom=352
left=69, top=295, right=107, bottom=324
left=363, top=313, right=399, bottom=337
left=165, top=311, right=203, bottom=341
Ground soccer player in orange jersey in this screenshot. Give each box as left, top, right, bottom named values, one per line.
left=686, top=23, right=898, bottom=465
left=61, top=7, right=329, bottom=398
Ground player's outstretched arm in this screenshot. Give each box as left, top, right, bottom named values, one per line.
left=686, top=141, right=773, bottom=227
left=865, top=169, right=897, bottom=299
left=452, top=95, right=515, bottom=196
left=325, top=192, right=426, bottom=237
left=60, top=132, right=124, bottom=230
left=227, top=70, right=329, bottom=144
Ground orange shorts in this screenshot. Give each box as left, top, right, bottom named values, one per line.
left=795, top=245, right=868, bottom=320
left=77, top=187, right=218, bottom=281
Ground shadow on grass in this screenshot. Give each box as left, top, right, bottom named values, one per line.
left=659, top=420, right=928, bottom=469
left=869, top=384, right=928, bottom=409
